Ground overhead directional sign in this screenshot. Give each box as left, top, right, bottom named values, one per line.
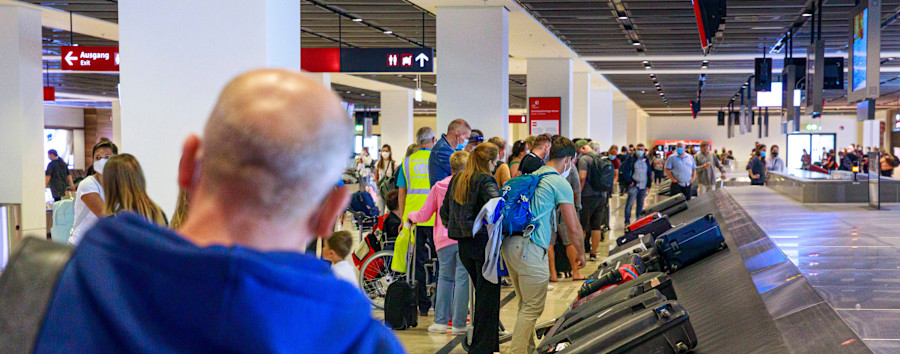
left=301, top=47, right=434, bottom=73
left=60, top=46, right=119, bottom=71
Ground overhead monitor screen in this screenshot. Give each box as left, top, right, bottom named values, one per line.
left=852, top=9, right=868, bottom=92
left=756, top=82, right=801, bottom=108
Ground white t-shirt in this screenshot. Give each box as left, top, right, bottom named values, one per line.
left=331, top=260, right=359, bottom=289
left=68, top=175, right=104, bottom=245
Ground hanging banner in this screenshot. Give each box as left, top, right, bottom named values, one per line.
left=529, top=97, right=561, bottom=136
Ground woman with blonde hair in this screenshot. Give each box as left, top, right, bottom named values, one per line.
left=488, top=137, right=511, bottom=187
left=169, top=189, right=190, bottom=229
left=103, top=154, right=168, bottom=226
left=440, top=142, right=500, bottom=352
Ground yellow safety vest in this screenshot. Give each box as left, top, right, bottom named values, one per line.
left=402, top=149, right=435, bottom=226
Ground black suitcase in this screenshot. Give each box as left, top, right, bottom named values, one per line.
left=579, top=254, right=645, bottom=299
left=655, top=214, right=727, bottom=272
left=384, top=228, right=418, bottom=330
left=537, top=290, right=669, bottom=354
left=657, top=179, right=672, bottom=196
left=642, top=194, right=687, bottom=218
left=618, top=217, right=673, bottom=246
left=546, top=272, right=676, bottom=339
left=548, top=301, right=698, bottom=354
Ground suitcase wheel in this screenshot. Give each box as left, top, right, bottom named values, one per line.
left=675, top=341, right=691, bottom=353
left=669, top=262, right=680, bottom=272
left=719, top=241, right=727, bottom=250
left=706, top=214, right=715, bottom=221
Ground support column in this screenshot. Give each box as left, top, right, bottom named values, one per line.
left=119, top=0, right=301, bottom=215
left=380, top=90, right=414, bottom=155
left=0, top=5, right=45, bottom=237
left=572, top=72, right=591, bottom=139
left=626, top=103, right=639, bottom=145
left=437, top=6, right=508, bottom=140
left=612, top=100, right=628, bottom=147
left=308, top=73, right=331, bottom=88
left=111, top=100, right=122, bottom=148
left=590, top=90, right=614, bottom=149
left=527, top=58, right=574, bottom=137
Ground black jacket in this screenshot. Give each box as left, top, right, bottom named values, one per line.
left=440, top=173, right=500, bottom=240
left=621, top=154, right=654, bottom=189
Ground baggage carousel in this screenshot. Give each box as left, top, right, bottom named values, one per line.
left=656, top=189, right=870, bottom=353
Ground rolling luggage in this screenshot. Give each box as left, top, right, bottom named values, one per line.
left=642, top=193, right=687, bottom=218
left=605, top=234, right=653, bottom=265
left=655, top=214, right=727, bottom=272
left=625, top=212, right=662, bottom=234
left=546, top=301, right=698, bottom=354
left=544, top=272, right=676, bottom=340
left=618, top=216, right=673, bottom=246
left=384, top=227, right=417, bottom=330
left=657, top=179, right=672, bottom=196
left=578, top=254, right=645, bottom=299
left=536, top=290, right=669, bottom=354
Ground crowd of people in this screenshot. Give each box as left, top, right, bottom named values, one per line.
left=30, top=67, right=900, bottom=353
left=805, top=144, right=898, bottom=177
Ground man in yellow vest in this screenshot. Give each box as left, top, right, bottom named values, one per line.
left=397, top=126, right=437, bottom=316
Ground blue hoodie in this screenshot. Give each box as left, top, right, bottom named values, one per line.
left=35, top=213, right=404, bottom=353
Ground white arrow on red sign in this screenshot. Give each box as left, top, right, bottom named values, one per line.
left=65, top=51, right=78, bottom=66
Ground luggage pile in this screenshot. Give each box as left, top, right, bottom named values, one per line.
left=535, top=211, right=728, bottom=353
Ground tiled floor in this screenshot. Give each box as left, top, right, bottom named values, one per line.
left=342, top=185, right=653, bottom=354
left=727, top=186, right=900, bottom=353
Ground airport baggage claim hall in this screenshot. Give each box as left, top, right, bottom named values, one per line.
left=3, top=0, right=900, bottom=353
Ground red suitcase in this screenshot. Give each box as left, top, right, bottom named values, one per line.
left=625, top=212, right=663, bottom=233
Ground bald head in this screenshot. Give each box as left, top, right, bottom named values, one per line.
left=201, top=69, right=352, bottom=219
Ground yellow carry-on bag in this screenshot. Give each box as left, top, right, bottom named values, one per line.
left=390, top=224, right=416, bottom=273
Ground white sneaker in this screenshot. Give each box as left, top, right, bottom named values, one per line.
left=428, top=323, right=449, bottom=333
left=451, top=327, right=468, bottom=336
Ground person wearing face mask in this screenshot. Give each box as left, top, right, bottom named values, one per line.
left=694, top=141, right=726, bottom=195
left=746, top=144, right=767, bottom=186
left=465, top=129, right=484, bottom=152
left=68, top=140, right=118, bottom=245
left=374, top=144, right=396, bottom=211
left=519, top=134, right=552, bottom=175
left=664, top=142, right=697, bottom=201
left=500, top=137, right=585, bottom=354
left=766, top=145, right=785, bottom=173
left=429, top=119, right=472, bottom=187
left=488, top=137, right=511, bottom=187
left=622, top=144, right=654, bottom=225
left=508, top=140, right=529, bottom=178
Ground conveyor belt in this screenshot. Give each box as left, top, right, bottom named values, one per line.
left=661, top=192, right=791, bottom=353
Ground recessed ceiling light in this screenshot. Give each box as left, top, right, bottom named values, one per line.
left=384, top=30, right=393, bottom=34
left=619, top=16, right=628, bottom=20
left=802, top=13, right=812, bottom=17
left=632, top=41, right=641, bottom=46
left=361, top=93, right=366, bottom=96
left=642, top=60, right=649, bottom=64
left=644, top=66, right=651, bottom=70
left=352, top=18, right=363, bottom=22
left=702, top=60, right=709, bottom=64
left=642, top=90, right=646, bottom=93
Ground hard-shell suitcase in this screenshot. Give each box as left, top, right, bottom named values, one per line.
left=537, top=290, right=669, bottom=354
left=578, top=254, right=645, bottom=299
left=618, top=217, right=673, bottom=246
left=657, top=179, right=672, bottom=196
left=565, top=272, right=675, bottom=330
left=605, top=234, right=653, bottom=264
left=625, top=213, right=663, bottom=234
left=547, top=301, right=698, bottom=354
left=641, top=194, right=687, bottom=218
left=384, top=227, right=417, bottom=330
left=655, top=214, right=727, bottom=272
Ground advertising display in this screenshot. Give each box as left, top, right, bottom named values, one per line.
left=529, top=97, right=561, bottom=136
left=805, top=40, right=825, bottom=116
left=868, top=151, right=881, bottom=210
left=848, top=0, right=881, bottom=103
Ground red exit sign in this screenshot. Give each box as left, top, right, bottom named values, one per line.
left=61, top=46, right=119, bottom=71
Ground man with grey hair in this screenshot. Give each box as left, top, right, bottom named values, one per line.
left=398, top=126, right=437, bottom=315
left=29, top=69, right=403, bottom=352
left=430, top=119, right=471, bottom=186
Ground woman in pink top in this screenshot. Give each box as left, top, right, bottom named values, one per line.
left=408, top=151, right=470, bottom=335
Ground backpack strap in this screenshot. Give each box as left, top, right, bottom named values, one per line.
left=0, top=238, right=74, bottom=353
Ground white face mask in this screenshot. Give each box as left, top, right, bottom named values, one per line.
left=93, top=157, right=109, bottom=175
left=559, top=159, right=572, bottom=179
left=381, top=152, right=390, bottom=159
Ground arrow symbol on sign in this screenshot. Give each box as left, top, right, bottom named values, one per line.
left=65, top=51, right=78, bottom=66
left=415, top=53, right=429, bottom=67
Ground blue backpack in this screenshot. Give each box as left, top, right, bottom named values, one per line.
left=499, top=172, right=556, bottom=235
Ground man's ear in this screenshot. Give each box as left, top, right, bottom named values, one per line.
left=178, top=134, right=202, bottom=189
left=311, top=186, right=350, bottom=241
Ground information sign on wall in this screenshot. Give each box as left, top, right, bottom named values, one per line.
left=529, top=97, right=561, bottom=136
left=509, top=115, right=527, bottom=124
